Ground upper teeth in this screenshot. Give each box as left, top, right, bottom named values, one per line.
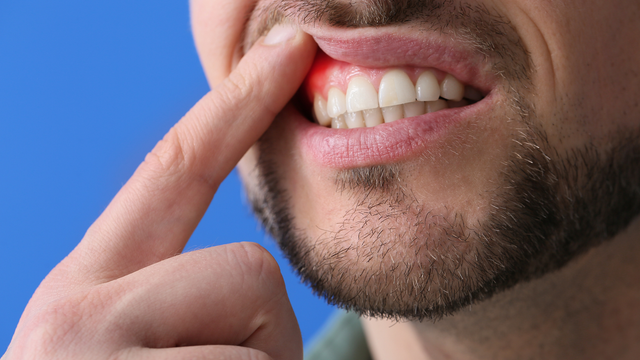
left=379, top=69, right=417, bottom=107
left=346, top=76, right=379, bottom=112
left=313, top=69, right=473, bottom=128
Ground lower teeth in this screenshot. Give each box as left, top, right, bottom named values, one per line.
left=323, top=98, right=478, bottom=129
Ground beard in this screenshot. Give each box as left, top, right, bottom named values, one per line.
left=241, top=0, right=640, bottom=321
left=244, top=90, right=640, bottom=321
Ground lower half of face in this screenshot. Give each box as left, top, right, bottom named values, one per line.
left=233, top=1, right=640, bottom=321
left=240, top=79, right=640, bottom=320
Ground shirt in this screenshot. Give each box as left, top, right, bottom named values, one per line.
left=304, top=310, right=372, bottom=360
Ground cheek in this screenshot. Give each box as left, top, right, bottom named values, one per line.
left=513, top=0, right=640, bottom=148
left=237, top=146, right=260, bottom=193
left=291, top=172, right=350, bottom=237
left=191, top=0, right=255, bottom=86
left=255, top=113, right=359, bottom=236
left=406, top=116, right=512, bottom=219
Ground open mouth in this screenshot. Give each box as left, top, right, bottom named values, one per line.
left=288, top=29, right=500, bottom=168
left=300, top=50, right=486, bottom=129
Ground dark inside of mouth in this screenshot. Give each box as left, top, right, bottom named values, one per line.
left=294, top=87, right=315, bottom=122
left=447, top=89, right=484, bottom=108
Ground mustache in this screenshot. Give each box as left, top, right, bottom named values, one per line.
left=246, top=0, right=533, bottom=84
left=256, top=0, right=446, bottom=28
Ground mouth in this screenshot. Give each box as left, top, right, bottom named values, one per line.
left=302, top=50, right=487, bottom=128
left=288, top=27, right=501, bottom=169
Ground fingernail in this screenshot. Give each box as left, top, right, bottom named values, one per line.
left=263, top=24, right=298, bottom=45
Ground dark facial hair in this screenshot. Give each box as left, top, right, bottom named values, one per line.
left=243, top=0, right=640, bottom=320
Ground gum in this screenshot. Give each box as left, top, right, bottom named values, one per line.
left=301, top=50, right=448, bottom=104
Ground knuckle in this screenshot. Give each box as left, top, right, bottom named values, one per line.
left=142, top=126, right=200, bottom=183
left=225, top=70, right=252, bottom=100
left=218, top=65, right=279, bottom=117
left=226, top=242, right=284, bottom=287
left=13, top=293, right=94, bottom=358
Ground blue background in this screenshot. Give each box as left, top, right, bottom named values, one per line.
left=0, top=0, right=335, bottom=353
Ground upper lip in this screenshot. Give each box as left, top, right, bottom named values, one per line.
left=296, top=24, right=499, bottom=94
left=271, top=23, right=503, bottom=169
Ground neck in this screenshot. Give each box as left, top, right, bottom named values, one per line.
left=362, top=216, right=640, bottom=360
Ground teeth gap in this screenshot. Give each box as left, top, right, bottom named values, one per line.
left=310, top=70, right=486, bottom=127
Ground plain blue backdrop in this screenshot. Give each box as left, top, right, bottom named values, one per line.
left=0, top=0, right=335, bottom=353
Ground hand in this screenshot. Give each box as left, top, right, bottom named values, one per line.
left=3, top=25, right=317, bottom=359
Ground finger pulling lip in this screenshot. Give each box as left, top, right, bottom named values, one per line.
left=292, top=91, right=496, bottom=169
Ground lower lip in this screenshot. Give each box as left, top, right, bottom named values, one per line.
left=292, top=93, right=495, bottom=169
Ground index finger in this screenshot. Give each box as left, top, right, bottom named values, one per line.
left=70, top=27, right=316, bottom=283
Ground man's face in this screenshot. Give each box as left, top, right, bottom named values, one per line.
left=191, top=0, right=640, bottom=319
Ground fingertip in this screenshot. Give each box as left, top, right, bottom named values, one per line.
left=248, top=24, right=317, bottom=60
left=262, top=24, right=298, bottom=46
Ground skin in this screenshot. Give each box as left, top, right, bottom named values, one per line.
left=362, top=219, right=640, bottom=359
left=4, top=1, right=640, bottom=360
left=2, top=26, right=317, bottom=359
left=194, top=0, right=640, bottom=359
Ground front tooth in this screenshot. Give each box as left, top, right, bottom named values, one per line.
left=327, top=87, right=347, bottom=117
left=415, top=71, right=440, bottom=101
left=346, top=76, right=379, bottom=112
left=378, top=69, right=416, bottom=107
left=363, top=108, right=383, bottom=127
left=440, top=74, right=464, bottom=101
left=426, top=99, right=448, bottom=113
left=345, top=111, right=366, bottom=128
left=381, top=105, right=404, bottom=122
left=331, top=115, right=348, bottom=129
left=403, top=101, right=426, bottom=117
left=313, top=94, right=332, bottom=127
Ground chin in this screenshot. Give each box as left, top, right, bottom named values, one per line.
left=236, top=30, right=640, bottom=322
